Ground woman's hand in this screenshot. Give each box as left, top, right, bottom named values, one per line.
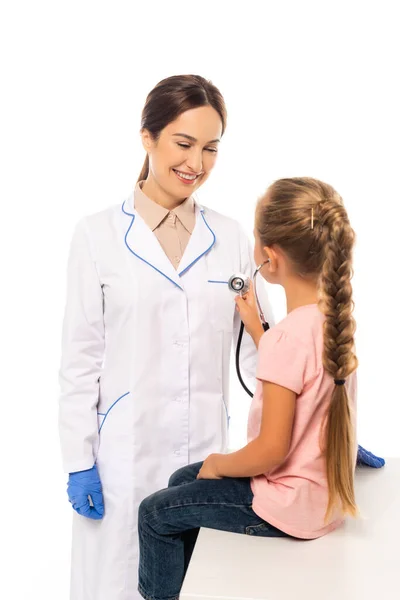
left=197, top=454, right=223, bottom=480
left=234, top=281, right=264, bottom=346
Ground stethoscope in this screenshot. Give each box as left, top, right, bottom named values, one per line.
left=228, top=260, right=270, bottom=398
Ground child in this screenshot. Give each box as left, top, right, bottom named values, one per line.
left=137, top=177, right=358, bottom=600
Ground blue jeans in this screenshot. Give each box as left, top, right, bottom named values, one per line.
left=138, top=462, right=288, bottom=600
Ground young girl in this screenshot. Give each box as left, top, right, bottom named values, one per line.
left=137, top=177, right=359, bottom=600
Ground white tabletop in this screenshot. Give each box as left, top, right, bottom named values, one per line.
left=181, top=458, right=400, bottom=600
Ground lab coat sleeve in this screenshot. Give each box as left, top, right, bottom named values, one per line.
left=232, top=227, right=275, bottom=390
left=58, top=218, right=105, bottom=474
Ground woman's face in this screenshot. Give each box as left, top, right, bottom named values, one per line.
left=142, top=105, right=222, bottom=201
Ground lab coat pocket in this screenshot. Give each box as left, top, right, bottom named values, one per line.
left=207, top=274, right=236, bottom=332
left=97, top=391, right=131, bottom=434
left=96, top=391, right=132, bottom=463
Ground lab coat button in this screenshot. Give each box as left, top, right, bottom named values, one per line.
left=174, top=450, right=180, bottom=456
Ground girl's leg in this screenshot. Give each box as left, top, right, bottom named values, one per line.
left=167, top=463, right=204, bottom=574
left=138, top=475, right=286, bottom=600
left=167, top=462, right=203, bottom=488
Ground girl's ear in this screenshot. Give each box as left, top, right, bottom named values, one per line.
left=264, top=246, right=278, bottom=273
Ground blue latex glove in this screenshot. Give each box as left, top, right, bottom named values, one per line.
left=67, top=464, right=104, bottom=520
left=357, top=444, right=385, bottom=468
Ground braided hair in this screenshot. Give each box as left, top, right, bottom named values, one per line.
left=256, top=178, right=358, bottom=518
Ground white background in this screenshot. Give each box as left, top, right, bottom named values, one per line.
left=1, top=1, right=399, bottom=599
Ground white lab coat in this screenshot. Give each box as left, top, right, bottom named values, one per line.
left=59, top=193, right=274, bottom=600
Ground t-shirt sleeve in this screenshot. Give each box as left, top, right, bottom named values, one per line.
left=256, top=328, right=310, bottom=395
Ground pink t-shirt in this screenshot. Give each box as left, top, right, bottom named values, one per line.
left=248, top=304, right=357, bottom=539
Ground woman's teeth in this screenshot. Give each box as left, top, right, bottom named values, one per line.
left=174, top=170, right=198, bottom=181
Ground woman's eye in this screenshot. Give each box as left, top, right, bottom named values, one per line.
left=205, top=147, right=218, bottom=153
left=177, top=143, right=190, bottom=149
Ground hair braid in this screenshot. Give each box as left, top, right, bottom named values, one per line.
left=317, top=197, right=358, bottom=518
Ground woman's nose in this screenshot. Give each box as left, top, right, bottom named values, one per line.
left=186, top=148, right=203, bottom=174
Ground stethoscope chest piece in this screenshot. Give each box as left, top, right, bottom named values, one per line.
left=228, top=273, right=250, bottom=296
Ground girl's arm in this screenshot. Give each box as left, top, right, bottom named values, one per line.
left=215, top=381, right=296, bottom=478
left=232, top=227, right=275, bottom=382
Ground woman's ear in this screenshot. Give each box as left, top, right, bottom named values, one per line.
left=141, top=129, right=153, bottom=153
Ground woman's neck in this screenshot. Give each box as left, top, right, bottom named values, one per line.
left=141, top=178, right=185, bottom=210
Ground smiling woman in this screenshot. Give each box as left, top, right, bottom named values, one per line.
left=170, top=127, right=220, bottom=185
left=58, top=74, right=273, bottom=600
left=138, top=75, right=226, bottom=208
left=141, top=106, right=221, bottom=201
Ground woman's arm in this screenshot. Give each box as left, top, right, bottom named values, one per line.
left=59, top=218, right=105, bottom=474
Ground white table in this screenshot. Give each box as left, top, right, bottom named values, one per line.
left=181, top=458, right=400, bottom=600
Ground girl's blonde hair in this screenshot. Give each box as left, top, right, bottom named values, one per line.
left=256, top=177, right=358, bottom=518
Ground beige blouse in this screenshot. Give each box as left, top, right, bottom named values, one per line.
left=134, top=182, right=196, bottom=270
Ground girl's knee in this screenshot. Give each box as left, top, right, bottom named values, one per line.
left=168, top=462, right=203, bottom=488
left=138, top=496, right=151, bottom=520
left=139, top=490, right=161, bottom=521
left=168, top=466, right=187, bottom=487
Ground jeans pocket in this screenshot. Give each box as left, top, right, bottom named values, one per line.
left=245, top=521, right=288, bottom=537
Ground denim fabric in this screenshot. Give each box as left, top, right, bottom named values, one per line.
left=138, top=462, right=288, bottom=600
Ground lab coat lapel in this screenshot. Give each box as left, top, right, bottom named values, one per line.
left=178, top=204, right=216, bottom=276
left=122, top=197, right=183, bottom=289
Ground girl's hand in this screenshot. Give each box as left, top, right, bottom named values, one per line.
left=197, top=454, right=223, bottom=480
left=234, top=281, right=264, bottom=344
